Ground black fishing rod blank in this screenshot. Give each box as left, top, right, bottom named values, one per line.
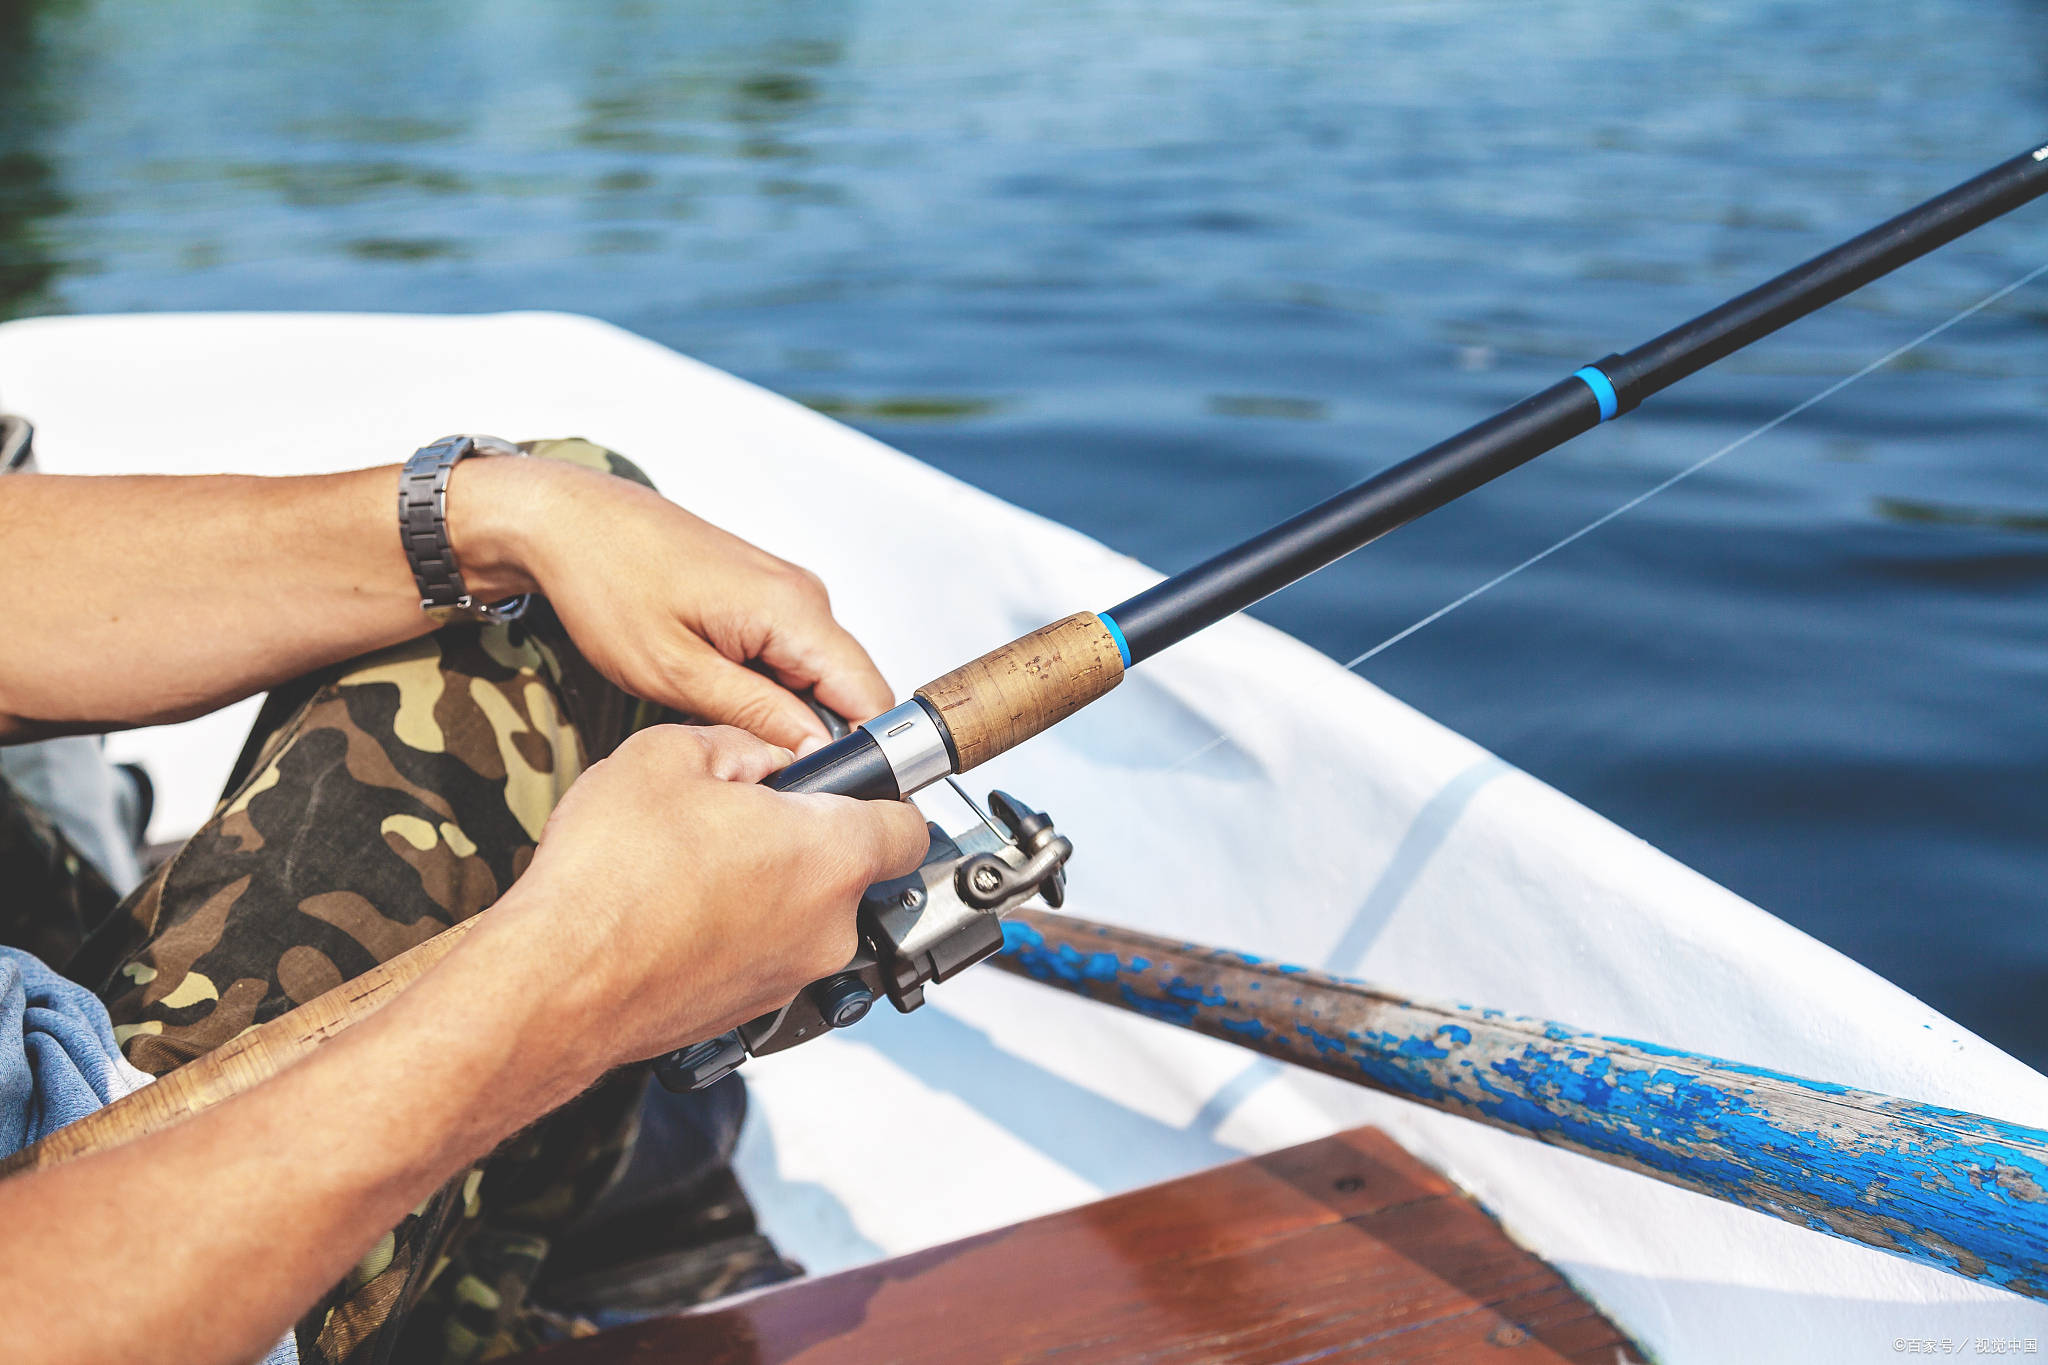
left=1102, top=141, right=2048, bottom=665
left=771, top=139, right=2048, bottom=805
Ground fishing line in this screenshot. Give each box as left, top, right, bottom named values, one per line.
left=1162, top=257, right=2048, bottom=776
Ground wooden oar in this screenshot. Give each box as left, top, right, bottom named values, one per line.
left=0, top=919, right=476, bottom=1178
left=994, top=908, right=2048, bottom=1300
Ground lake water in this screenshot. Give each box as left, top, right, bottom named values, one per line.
left=3, top=1, right=2045, bottom=1068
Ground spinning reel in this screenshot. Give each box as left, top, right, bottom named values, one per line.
left=653, top=701, right=1072, bottom=1092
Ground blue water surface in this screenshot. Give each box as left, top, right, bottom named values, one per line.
left=1, top=2, right=2044, bottom=1065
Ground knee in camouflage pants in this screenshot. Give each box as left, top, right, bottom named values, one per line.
left=0, top=439, right=793, bottom=1364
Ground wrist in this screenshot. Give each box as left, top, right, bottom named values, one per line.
left=431, top=893, right=617, bottom=1099
left=443, top=454, right=548, bottom=601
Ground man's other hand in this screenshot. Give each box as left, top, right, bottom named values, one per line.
left=453, top=457, right=896, bottom=755
left=492, top=724, right=930, bottom=1072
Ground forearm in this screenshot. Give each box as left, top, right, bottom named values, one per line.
left=0, top=898, right=604, bottom=1365
left=0, top=460, right=534, bottom=740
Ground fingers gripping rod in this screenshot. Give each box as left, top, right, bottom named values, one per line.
left=652, top=613, right=1121, bottom=1089
left=765, top=611, right=1129, bottom=803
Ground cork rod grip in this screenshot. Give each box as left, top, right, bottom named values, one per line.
left=914, top=612, right=1126, bottom=771
left=0, top=917, right=478, bottom=1178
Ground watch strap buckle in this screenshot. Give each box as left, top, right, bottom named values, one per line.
left=400, top=434, right=529, bottom=626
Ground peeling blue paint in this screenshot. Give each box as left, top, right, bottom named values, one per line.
left=1001, top=921, right=1044, bottom=954
left=1119, top=984, right=1196, bottom=1026
left=1615, top=1037, right=1858, bottom=1095
left=1395, top=1035, right=1449, bottom=1059
left=1164, top=977, right=1230, bottom=1007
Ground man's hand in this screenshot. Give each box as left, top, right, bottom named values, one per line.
left=0, top=724, right=927, bottom=1365
left=454, top=458, right=894, bottom=755
left=483, top=723, right=930, bottom=1071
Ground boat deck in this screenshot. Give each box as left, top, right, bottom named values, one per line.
left=527, top=1125, right=1642, bottom=1364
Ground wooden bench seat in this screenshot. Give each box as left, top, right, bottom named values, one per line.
left=527, top=1125, right=1642, bottom=1364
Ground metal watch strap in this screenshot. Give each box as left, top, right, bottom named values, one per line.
left=399, top=434, right=531, bottom=625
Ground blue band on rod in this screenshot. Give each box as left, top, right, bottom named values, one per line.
left=1097, top=612, right=1133, bottom=668
left=1573, top=366, right=1619, bottom=422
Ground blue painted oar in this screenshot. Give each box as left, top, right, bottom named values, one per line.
left=996, top=908, right=2048, bottom=1300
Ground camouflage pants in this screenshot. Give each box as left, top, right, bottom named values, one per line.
left=0, top=440, right=779, bottom=1363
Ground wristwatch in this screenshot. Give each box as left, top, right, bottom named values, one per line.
left=398, top=434, right=532, bottom=625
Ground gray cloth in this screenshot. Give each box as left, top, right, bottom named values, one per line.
left=0, top=739, right=143, bottom=895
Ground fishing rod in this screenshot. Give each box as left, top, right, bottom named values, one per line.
left=651, top=138, right=2048, bottom=1089
left=8, top=141, right=2047, bottom=1175
left=784, top=140, right=2048, bottom=803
